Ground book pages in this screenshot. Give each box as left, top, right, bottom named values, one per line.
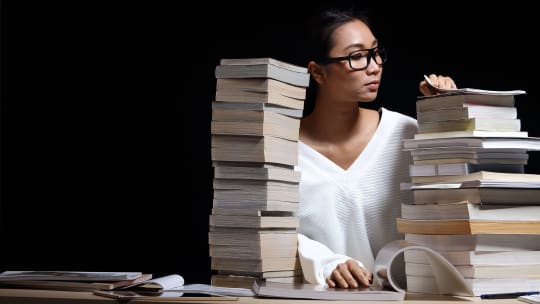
left=374, top=240, right=473, bottom=296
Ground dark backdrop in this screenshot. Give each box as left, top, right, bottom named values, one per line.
left=1, top=1, right=538, bottom=284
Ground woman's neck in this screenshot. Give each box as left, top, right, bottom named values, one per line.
left=302, top=97, right=364, bottom=142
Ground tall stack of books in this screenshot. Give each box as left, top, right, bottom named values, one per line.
left=209, top=58, right=310, bottom=288
left=398, top=89, right=540, bottom=296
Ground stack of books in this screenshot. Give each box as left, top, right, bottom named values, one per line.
left=0, top=271, right=153, bottom=292
left=209, top=57, right=309, bottom=288
left=398, top=87, right=540, bottom=296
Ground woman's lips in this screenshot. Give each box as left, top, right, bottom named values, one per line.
left=366, top=80, right=379, bottom=90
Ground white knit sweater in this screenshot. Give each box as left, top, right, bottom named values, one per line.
left=296, top=107, right=418, bottom=285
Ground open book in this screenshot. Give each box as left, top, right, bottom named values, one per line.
left=422, top=74, right=526, bottom=96
left=519, top=294, right=540, bottom=304
left=94, top=274, right=254, bottom=299
left=252, top=240, right=474, bottom=301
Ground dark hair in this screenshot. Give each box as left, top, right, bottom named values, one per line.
left=303, top=7, right=371, bottom=117
left=308, top=8, right=370, bottom=63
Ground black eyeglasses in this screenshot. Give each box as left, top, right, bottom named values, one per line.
left=319, top=47, right=387, bottom=71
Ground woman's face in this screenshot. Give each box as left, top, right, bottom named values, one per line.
left=322, top=20, right=383, bottom=103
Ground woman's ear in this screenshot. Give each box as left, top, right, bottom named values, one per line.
left=308, top=61, right=325, bottom=85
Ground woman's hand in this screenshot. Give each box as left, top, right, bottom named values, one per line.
left=419, top=74, right=457, bottom=96
left=326, top=259, right=373, bottom=288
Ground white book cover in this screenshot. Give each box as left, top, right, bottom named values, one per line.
left=422, top=75, right=526, bottom=96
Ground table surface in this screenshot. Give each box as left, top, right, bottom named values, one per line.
left=0, top=288, right=523, bottom=304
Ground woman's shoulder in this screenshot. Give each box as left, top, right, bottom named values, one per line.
left=380, top=107, right=417, bottom=125
left=378, top=107, right=418, bottom=140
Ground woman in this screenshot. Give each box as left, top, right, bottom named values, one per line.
left=296, top=8, right=456, bottom=289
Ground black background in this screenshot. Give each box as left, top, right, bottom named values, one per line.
left=1, top=1, right=538, bottom=284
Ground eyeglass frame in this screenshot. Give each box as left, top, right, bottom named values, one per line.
left=318, top=46, right=387, bottom=71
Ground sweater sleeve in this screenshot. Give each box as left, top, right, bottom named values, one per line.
left=297, top=233, right=365, bottom=285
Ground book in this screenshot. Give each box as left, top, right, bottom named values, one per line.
left=212, top=189, right=299, bottom=204
left=208, top=227, right=298, bottom=259
left=404, top=250, right=540, bottom=266
left=212, top=199, right=299, bottom=212
left=410, top=187, right=540, bottom=204
left=211, top=109, right=300, bottom=141
left=210, top=120, right=300, bottom=141
left=252, top=281, right=405, bottom=301
left=215, top=91, right=304, bottom=111
left=211, top=256, right=301, bottom=273
left=396, top=218, right=540, bottom=234
left=409, top=163, right=524, bottom=176
left=406, top=275, right=540, bottom=296
left=219, top=58, right=308, bottom=73
left=519, top=294, right=540, bottom=303
left=252, top=239, right=480, bottom=299
left=209, top=214, right=299, bottom=229
left=0, top=271, right=143, bottom=282
left=422, top=74, right=527, bottom=96
left=211, top=208, right=296, bottom=216
left=413, top=130, right=528, bottom=140
left=215, top=78, right=306, bottom=110
left=211, top=135, right=298, bottom=166
left=411, top=151, right=529, bottom=164
left=410, top=171, right=540, bottom=184
left=211, top=101, right=303, bottom=118
left=416, top=94, right=519, bottom=112
left=209, top=243, right=298, bottom=259
left=208, top=228, right=297, bottom=247
left=404, top=233, right=540, bottom=251
left=403, top=136, right=540, bottom=150
left=93, top=290, right=239, bottom=301
left=412, top=157, right=528, bottom=165
left=405, top=146, right=529, bottom=165
left=0, top=273, right=153, bottom=292
left=401, top=202, right=540, bottom=220
left=211, top=274, right=303, bottom=289
left=461, top=179, right=540, bottom=188
left=215, top=58, right=310, bottom=87
left=212, top=179, right=299, bottom=203
left=406, top=262, right=540, bottom=279
left=217, top=269, right=302, bottom=279
left=211, top=107, right=300, bottom=124
left=126, top=274, right=184, bottom=291
left=213, top=165, right=301, bottom=183
left=180, top=284, right=254, bottom=297
left=94, top=274, right=254, bottom=299
left=213, top=178, right=299, bottom=190
left=216, top=78, right=307, bottom=99
left=416, top=105, right=517, bottom=123
left=409, top=146, right=528, bottom=155
left=417, top=118, right=521, bottom=133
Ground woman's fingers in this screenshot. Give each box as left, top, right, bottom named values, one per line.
left=329, top=261, right=373, bottom=288
left=420, top=74, right=458, bottom=96
left=347, top=261, right=372, bottom=287
left=330, top=268, right=348, bottom=288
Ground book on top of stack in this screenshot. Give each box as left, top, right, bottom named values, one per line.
left=399, top=79, right=540, bottom=296
left=210, top=57, right=309, bottom=288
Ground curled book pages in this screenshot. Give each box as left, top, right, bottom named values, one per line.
left=374, top=240, right=474, bottom=296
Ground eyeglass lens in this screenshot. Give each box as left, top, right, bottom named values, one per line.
left=349, top=48, right=386, bottom=70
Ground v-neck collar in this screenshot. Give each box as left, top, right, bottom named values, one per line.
left=299, top=107, right=389, bottom=175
